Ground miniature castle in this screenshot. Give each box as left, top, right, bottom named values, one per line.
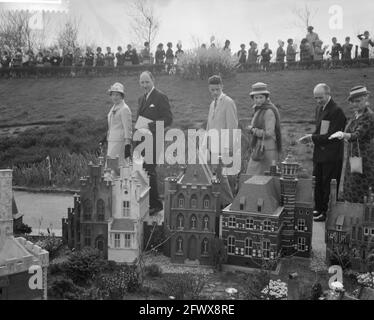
left=163, top=163, right=221, bottom=265
left=0, top=170, right=49, bottom=300
left=326, top=182, right=374, bottom=271
left=220, top=154, right=314, bottom=269
left=62, top=155, right=150, bottom=264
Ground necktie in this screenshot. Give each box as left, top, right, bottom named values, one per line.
left=213, top=98, right=218, bottom=118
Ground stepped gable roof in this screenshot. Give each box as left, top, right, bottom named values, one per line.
left=179, top=164, right=214, bottom=186
left=327, top=201, right=364, bottom=231
left=230, top=175, right=281, bottom=215
left=111, top=219, right=134, bottom=232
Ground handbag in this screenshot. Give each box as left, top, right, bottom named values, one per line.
left=251, top=131, right=265, bottom=161
left=349, top=139, right=363, bottom=174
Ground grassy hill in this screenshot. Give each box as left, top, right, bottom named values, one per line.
left=1, top=68, right=373, bottom=128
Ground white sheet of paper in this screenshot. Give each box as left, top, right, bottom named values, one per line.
left=135, top=116, right=153, bottom=130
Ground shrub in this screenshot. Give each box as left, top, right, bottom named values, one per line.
left=162, top=273, right=207, bottom=300
left=35, top=236, right=63, bottom=260
left=48, top=278, right=85, bottom=300
left=177, top=47, right=238, bottom=80
left=97, top=264, right=141, bottom=300
left=64, top=248, right=106, bottom=285
left=14, top=223, right=32, bottom=235
left=145, top=264, right=162, bottom=278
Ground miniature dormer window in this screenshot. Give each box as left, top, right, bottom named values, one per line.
left=191, top=195, right=198, bottom=209
left=203, top=216, right=209, bottom=230
left=178, top=195, right=185, bottom=208
left=257, top=198, right=264, bottom=213
left=177, top=237, right=183, bottom=253
left=83, top=199, right=92, bottom=221
left=240, top=197, right=246, bottom=211
left=191, top=215, right=197, bottom=229
left=97, top=199, right=105, bottom=221
left=203, top=196, right=210, bottom=209
left=123, top=201, right=130, bottom=217
left=177, top=214, right=184, bottom=229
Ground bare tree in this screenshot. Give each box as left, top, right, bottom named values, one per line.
left=0, top=10, right=35, bottom=50
left=292, top=3, right=318, bottom=30
left=127, top=0, right=160, bottom=49
left=57, top=16, right=81, bottom=50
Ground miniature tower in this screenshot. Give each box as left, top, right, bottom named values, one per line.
left=280, top=154, right=300, bottom=256
left=0, top=170, right=13, bottom=250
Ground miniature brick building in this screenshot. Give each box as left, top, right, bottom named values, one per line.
left=62, top=156, right=150, bottom=264
left=163, top=163, right=221, bottom=265
left=326, top=182, right=374, bottom=271
left=220, top=154, right=314, bottom=269
left=0, top=170, right=49, bottom=300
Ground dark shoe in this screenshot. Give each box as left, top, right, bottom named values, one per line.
left=313, top=214, right=326, bottom=222
left=313, top=210, right=320, bottom=217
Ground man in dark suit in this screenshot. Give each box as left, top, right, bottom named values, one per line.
left=300, top=83, right=346, bottom=222
left=136, top=71, right=173, bottom=215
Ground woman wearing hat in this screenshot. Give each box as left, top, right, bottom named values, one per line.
left=246, top=82, right=282, bottom=175
left=329, top=86, right=374, bottom=203
left=106, top=82, right=133, bottom=163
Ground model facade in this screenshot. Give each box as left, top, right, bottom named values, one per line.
left=62, top=156, right=150, bottom=264
left=0, top=170, right=49, bottom=300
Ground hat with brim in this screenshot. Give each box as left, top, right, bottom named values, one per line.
left=108, top=82, right=125, bottom=95
left=250, top=82, right=270, bottom=98
left=348, top=86, right=370, bottom=102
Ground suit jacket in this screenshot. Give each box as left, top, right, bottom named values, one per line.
left=107, top=101, right=132, bottom=142
left=312, top=98, right=346, bottom=163
left=137, top=88, right=173, bottom=133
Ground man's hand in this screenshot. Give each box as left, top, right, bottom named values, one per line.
left=298, top=134, right=313, bottom=144
left=329, top=131, right=350, bottom=140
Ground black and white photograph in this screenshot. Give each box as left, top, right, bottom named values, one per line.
left=1, top=0, right=374, bottom=308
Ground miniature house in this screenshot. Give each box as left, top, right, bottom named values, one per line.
left=163, top=163, right=221, bottom=265
left=0, top=170, right=49, bottom=300
left=62, top=156, right=150, bottom=264
left=326, top=183, right=374, bottom=271
left=221, top=154, right=314, bottom=269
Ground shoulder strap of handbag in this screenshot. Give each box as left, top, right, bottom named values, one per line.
left=350, top=139, right=361, bottom=158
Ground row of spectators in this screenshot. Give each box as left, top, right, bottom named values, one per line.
left=1, top=26, right=373, bottom=73
left=0, top=41, right=185, bottom=70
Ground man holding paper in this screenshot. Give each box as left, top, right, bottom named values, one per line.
left=299, top=84, right=346, bottom=222
left=136, top=71, right=173, bottom=215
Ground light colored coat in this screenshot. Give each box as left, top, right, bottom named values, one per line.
left=107, top=101, right=132, bottom=161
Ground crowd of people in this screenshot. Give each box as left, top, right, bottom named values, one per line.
left=1, top=26, right=373, bottom=76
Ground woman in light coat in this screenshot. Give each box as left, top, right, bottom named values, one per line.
left=246, top=82, right=282, bottom=175
left=107, top=82, right=132, bottom=163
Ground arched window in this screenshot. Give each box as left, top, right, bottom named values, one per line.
left=203, top=216, right=209, bottom=230
left=191, top=194, right=198, bottom=209
left=83, top=199, right=92, bottom=221
left=201, top=238, right=209, bottom=255
left=97, top=199, right=105, bottom=221
left=203, top=195, right=210, bottom=209
left=227, top=236, right=235, bottom=254
left=245, top=238, right=253, bottom=256
left=190, top=215, right=197, bottom=229
left=177, top=214, right=184, bottom=229
left=84, top=225, right=91, bottom=247
left=177, top=237, right=183, bottom=253
left=178, top=194, right=185, bottom=208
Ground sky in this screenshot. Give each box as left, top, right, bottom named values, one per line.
left=42, top=0, right=374, bottom=53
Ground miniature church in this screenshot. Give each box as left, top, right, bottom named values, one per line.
left=163, top=163, right=222, bottom=265
left=326, top=183, right=374, bottom=271
left=62, top=155, right=150, bottom=264
left=220, top=154, right=314, bottom=269
left=0, top=170, right=49, bottom=300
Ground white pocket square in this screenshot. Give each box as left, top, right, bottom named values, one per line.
left=149, top=104, right=155, bottom=108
